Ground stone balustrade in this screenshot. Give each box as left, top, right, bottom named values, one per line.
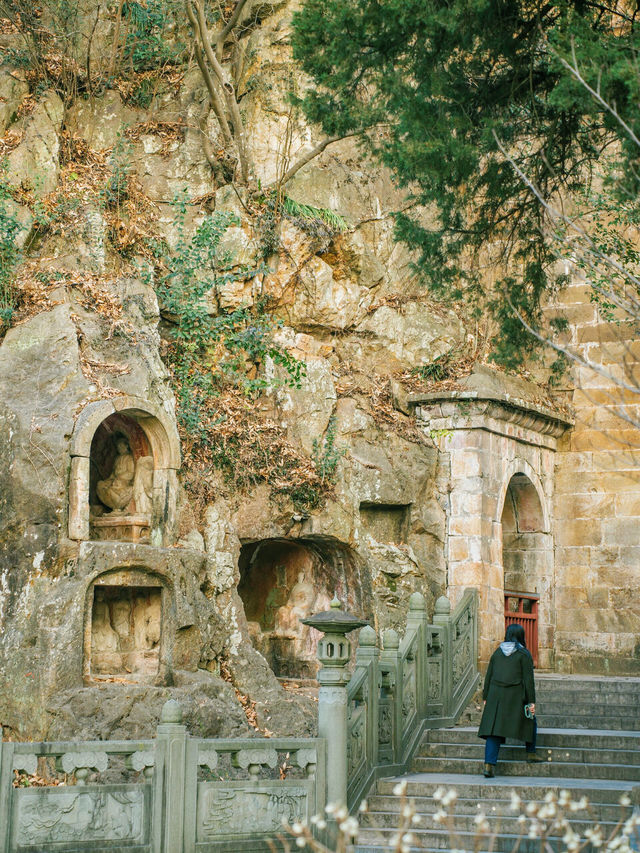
left=0, top=589, right=478, bottom=852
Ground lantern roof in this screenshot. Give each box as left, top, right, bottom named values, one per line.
left=301, top=596, right=369, bottom=634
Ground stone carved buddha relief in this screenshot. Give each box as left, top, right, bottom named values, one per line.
left=90, top=584, right=162, bottom=680
left=89, top=414, right=155, bottom=542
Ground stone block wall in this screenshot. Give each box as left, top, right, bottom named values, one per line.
left=552, top=280, right=640, bottom=674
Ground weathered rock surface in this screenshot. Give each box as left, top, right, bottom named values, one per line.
left=7, top=90, right=64, bottom=196
left=46, top=674, right=250, bottom=741
left=0, top=0, right=481, bottom=742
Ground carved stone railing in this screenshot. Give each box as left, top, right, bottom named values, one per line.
left=0, top=590, right=478, bottom=851
left=345, top=588, right=479, bottom=809
left=0, top=701, right=325, bottom=853
left=0, top=735, right=157, bottom=851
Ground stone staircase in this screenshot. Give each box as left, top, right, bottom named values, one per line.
left=353, top=675, right=640, bottom=852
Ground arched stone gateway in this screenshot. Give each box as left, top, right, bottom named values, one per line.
left=500, top=467, right=553, bottom=667
left=412, top=390, right=571, bottom=668
left=237, top=536, right=367, bottom=679
left=68, top=396, right=181, bottom=546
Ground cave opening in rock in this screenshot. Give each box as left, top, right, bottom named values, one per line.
left=238, top=536, right=368, bottom=679
left=88, top=584, right=162, bottom=681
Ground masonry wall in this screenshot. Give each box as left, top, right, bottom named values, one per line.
left=553, top=279, right=640, bottom=674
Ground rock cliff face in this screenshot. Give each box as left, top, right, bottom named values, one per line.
left=0, top=0, right=464, bottom=739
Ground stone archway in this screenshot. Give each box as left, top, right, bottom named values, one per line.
left=412, top=390, right=570, bottom=667
left=500, top=466, right=554, bottom=667
left=68, top=396, right=180, bottom=546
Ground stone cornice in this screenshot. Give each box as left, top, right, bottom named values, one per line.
left=409, top=390, right=573, bottom=439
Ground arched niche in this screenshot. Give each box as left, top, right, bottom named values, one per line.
left=238, top=535, right=366, bottom=679
left=83, top=567, right=172, bottom=685
left=500, top=470, right=553, bottom=667
left=501, top=471, right=549, bottom=592
left=68, top=396, right=180, bottom=546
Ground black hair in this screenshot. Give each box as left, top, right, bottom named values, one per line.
left=505, top=623, right=526, bottom=647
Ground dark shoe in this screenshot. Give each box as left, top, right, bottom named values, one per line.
left=526, top=752, right=544, bottom=763
left=483, top=763, right=495, bottom=778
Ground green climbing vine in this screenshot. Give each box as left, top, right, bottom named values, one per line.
left=148, top=197, right=334, bottom=511
left=312, top=414, right=345, bottom=485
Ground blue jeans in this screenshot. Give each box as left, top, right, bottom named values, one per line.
left=484, top=717, right=537, bottom=765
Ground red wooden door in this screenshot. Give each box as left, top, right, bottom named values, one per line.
left=504, top=591, right=539, bottom=667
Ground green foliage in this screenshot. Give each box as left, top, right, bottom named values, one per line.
left=104, top=134, right=132, bottom=210
left=0, top=173, right=24, bottom=327
left=152, top=195, right=305, bottom=442
left=121, top=0, right=183, bottom=73
left=255, top=192, right=348, bottom=259
left=412, top=352, right=452, bottom=383
left=291, top=0, right=640, bottom=368
left=312, top=414, right=345, bottom=484
left=125, top=78, right=155, bottom=109
left=282, top=197, right=348, bottom=232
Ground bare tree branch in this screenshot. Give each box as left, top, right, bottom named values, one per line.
left=218, top=0, right=251, bottom=45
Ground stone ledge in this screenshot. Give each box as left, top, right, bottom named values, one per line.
left=409, top=390, right=573, bottom=439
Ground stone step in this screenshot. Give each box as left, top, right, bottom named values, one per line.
left=535, top=714, right=640, bottom=729
left=411, top=756, right=640, bottom=781
left=536, top=678, right=640, bottom=690
left=376, top=774, right=636, bottom=803
left=416, top=742, right=640, bottom=765
left=536, top=696, right=640, bottom=710
left=422, top=726, right=640, bottom=749
left=359, top=809, right=620, bottom=835
left=365, top=795, right=628, bottom=823
left=353, top=677, right=640, bottom=850
left=353, top=825, right=640, bottom=853
left=534, top=675, right=640, bottom=687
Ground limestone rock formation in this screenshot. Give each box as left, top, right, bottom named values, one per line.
left=6, top=0, right=629, bottom=743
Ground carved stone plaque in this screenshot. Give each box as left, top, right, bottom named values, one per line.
left=197, top=781, right=310, bottom=842
left=12, top=784, right=148, bottom=848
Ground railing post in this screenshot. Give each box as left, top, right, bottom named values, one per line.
left=433, top=596, right=453, bottom=718
left=406, top=592, right=428, bottom=717
left=0, top=726, right=15, bottom=853
left=380, top=629, right=401, bottom=764
left=356, top=625, right=380, bottom=777
left=155, top=700, right=188, bottom=853
left=303, top=598, right=368, bottom=809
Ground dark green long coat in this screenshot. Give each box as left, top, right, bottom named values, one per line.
left=478, top=645, right=535, bottom=742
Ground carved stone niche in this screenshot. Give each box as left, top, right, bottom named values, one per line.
left=84, top=568, right=169, bottom=684
left=238, top=536, right=366, bottom=680
left=68, top=396, right=181, bottom=546
left=359, top=502, right=410, bottom=544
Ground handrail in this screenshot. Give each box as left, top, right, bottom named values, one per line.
left=345, top=587, right=479, bottom=810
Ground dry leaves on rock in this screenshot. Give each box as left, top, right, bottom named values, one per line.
left=0, top=128, right=23, bottom=158
left=219, top=658, right=272, bottom=736
left=368, top=376, right=428, bottom=445
left=13, top=769, right=66, bottom=789
left=125, top=120, right=186, bottom=156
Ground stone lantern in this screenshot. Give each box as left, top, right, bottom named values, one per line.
left=302, top=596, right=369, bottom=808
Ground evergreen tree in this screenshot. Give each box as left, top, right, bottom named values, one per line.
left=291, top=1, right=640, bottom=367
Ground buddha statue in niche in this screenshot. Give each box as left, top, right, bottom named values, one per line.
left=275, top=571, right=316, bottom=638
left=91, top=429, right=155, bottom=542
left=96, top=436, right=135, bottom=513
